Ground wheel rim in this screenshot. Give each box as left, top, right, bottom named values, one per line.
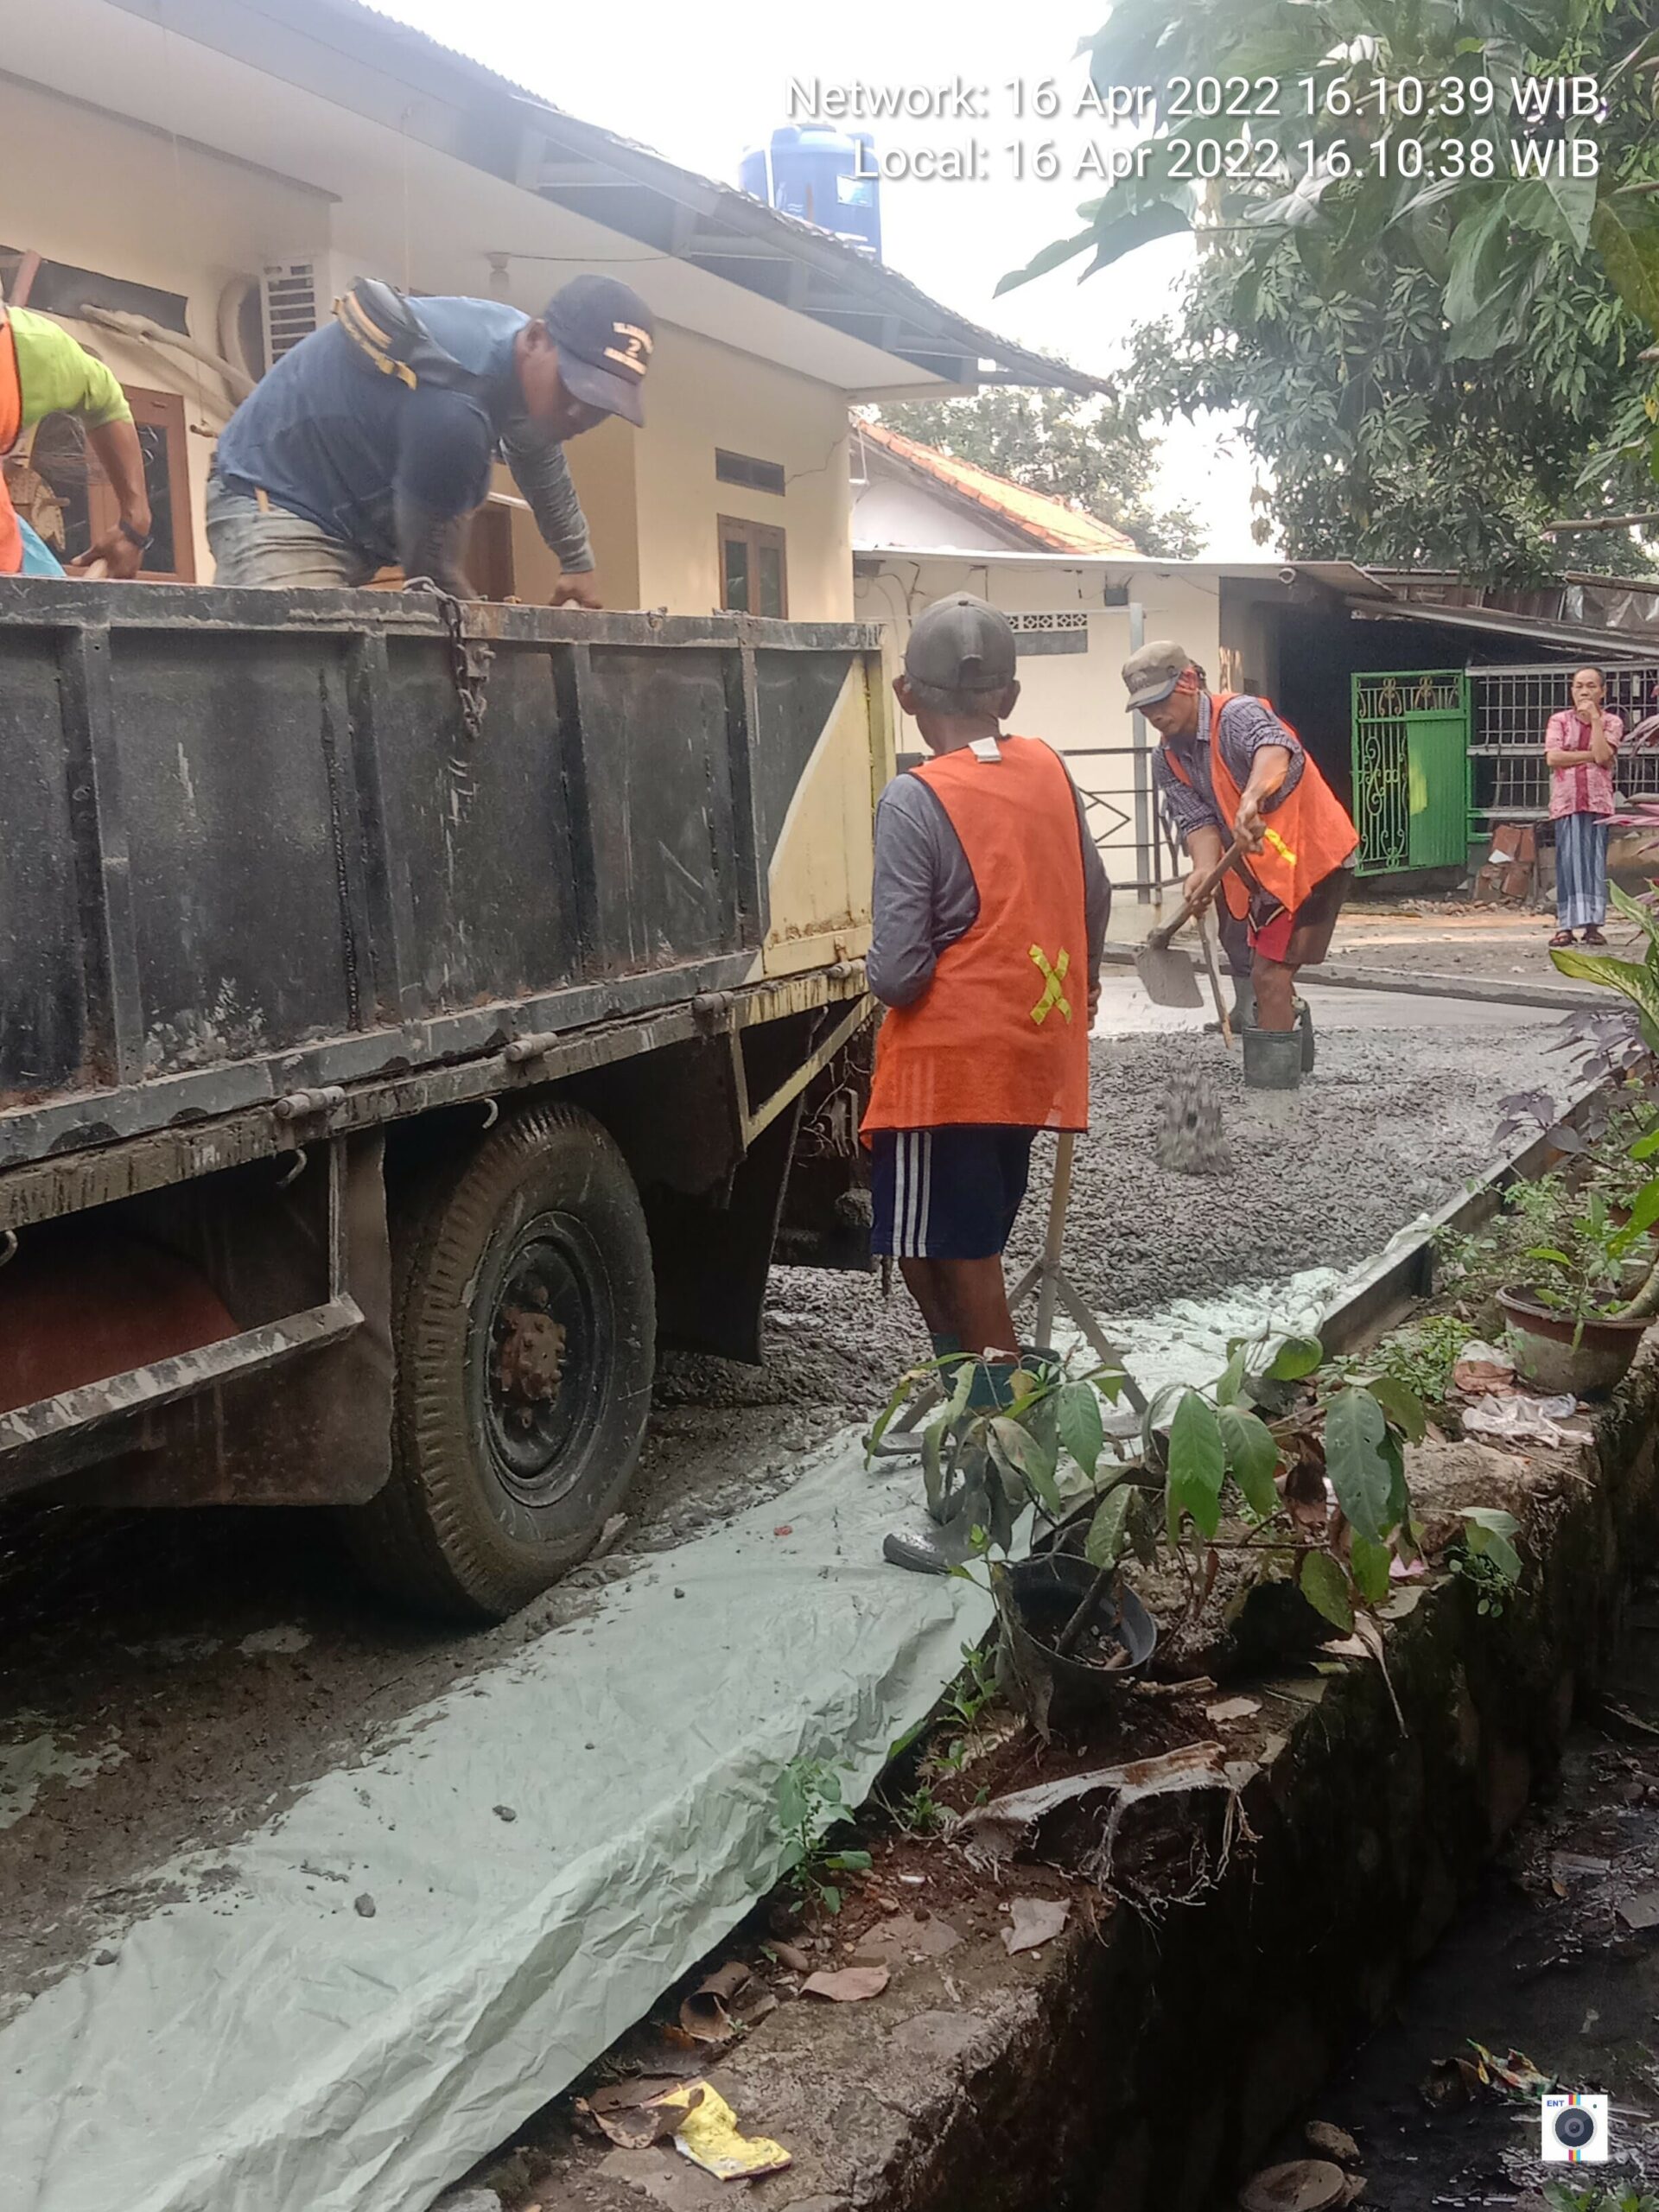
left=473, top=1210, right=608, bottom=1509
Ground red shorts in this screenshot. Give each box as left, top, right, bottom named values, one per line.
left=1251, top=906, right=1297, bottom=963
left=1247, top=866, right=1352, bottom=965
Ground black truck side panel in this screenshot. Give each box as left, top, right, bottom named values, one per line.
left=0, top=583, right=880, bottom=1170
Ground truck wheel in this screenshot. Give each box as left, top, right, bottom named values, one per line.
left=345, top=1101, right=655, bottom=1621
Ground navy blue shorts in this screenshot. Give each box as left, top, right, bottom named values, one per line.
left=869, top=1127, right=1036, bottom=1260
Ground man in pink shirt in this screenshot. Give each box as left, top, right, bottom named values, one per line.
left=1546, top=667, right=1623, bottom=948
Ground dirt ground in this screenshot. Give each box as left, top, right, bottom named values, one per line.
left=0, top=988, right=1567, bottom=2011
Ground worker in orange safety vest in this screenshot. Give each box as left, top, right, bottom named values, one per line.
left=1122, top=640, right=1358, bottom=1086
left=862, top=595, right=1109, bottom=1484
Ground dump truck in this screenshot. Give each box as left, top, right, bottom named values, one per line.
left=0, top=578, right=884, bottom=1618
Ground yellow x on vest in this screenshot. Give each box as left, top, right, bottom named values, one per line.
left=1028, top=944, right=1072, bottom=1025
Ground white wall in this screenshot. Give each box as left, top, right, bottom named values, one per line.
left=855, top=552, right=1225, bottom=894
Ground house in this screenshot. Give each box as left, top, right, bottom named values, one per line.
left=0, top=0, right=1093, bottom=611
left=854, top=421, right=1659, bottom=899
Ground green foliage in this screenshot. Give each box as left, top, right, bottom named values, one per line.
left=1543, top=2180, right=1659, bottom=2212
left=870, top=387, right=1202, bottom=558
left=1450, top=1507, right=1526, bottom=1615
left=1344, top=1314, right=1474, bottom=1410
left=773, top=1756, right=872, bottom=1916
left=1007, top=0, right=1659, bottom=578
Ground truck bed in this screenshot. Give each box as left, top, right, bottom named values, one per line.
left=0, top=581, right=885, bottom=1171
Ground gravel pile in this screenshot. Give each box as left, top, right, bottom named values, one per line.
left=655, top=1014, right=1559, bottom=1427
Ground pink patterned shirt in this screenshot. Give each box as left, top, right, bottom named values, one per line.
left=1546, top=708, right=1623, bottom=820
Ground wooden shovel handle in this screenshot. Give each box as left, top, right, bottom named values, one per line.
left=1147, top=835, right=1249, bottom=952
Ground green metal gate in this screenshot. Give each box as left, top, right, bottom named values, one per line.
left=1351, top=670, right=1472, bottom=875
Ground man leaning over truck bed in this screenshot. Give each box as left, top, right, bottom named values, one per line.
left=207, top=274, right=653, bottom=606
left=862, top=594, right=1109, bottom=1520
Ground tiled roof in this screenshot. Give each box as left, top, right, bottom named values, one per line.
left=859, top=422, right=1138, bottom=555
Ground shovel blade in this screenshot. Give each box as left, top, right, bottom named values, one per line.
left=1135, top=943, right=1204, bottom=1008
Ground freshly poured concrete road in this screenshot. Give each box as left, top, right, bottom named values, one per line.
left=0, top=987, right=1565, bottom=2059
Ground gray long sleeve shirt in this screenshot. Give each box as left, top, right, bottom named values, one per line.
left=867, top=745, right=1111, bottom=1009
left=499, top=420, right=594, bottom=573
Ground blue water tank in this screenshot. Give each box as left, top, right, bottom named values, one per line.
left=739, top=126, right=882, bottom=259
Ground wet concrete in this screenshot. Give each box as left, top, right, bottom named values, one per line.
left=0, top=992, right=1560, bottom=2013
left=1249, top=1596, right=1659, bottom=2208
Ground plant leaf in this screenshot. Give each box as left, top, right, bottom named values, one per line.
left=1364, top=1373, right=1427, bottom=1445
left=1267, top=1334, right=1324, bottom=1381
left=991, top=1416, right=1064, bottom=1517
left=1349, top=1532, right=1393, bottom=1606
left=1056, top=1380, right=1104, bottom=1482
left=1216, top=1342, right=1249, bottom=1408
left=1300, top=1548, right=1355, bottom=1632
left=1217, top=1404, right=1281, bottom=1521
left=1166, top=1391, right=1226, bottom=1542
left=1086, top=1482, right=1155, bottom=1570
left=1324, top=1387, right=1393, bottom=1544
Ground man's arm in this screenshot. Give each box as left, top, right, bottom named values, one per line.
left=867, top=779, right=953, bottom=1008
left=499, top=423, right=602, bottom=607
left=392, top=388, right=493, bottom=596
left=73, top=419, right=151, bottom=580
left=1063, top=770, right=1110, bottom=1018
left=1216, top=696, right=1303, bottom=851
left=9, top=310, right=151, bottom=579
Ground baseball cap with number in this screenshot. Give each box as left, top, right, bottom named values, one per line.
left=1122, top=639, right=1194, bottom=711
left=543, top=275, right=655, bottom=427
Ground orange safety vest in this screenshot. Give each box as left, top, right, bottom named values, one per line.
left=0, top=315, right=22, bottom=576
left=1165, top=692, right=1357, bottom=925
left=862, top=734, right=1091, bottom=1136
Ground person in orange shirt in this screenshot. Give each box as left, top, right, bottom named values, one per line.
left=863, top=595, right=1109, bottom=1436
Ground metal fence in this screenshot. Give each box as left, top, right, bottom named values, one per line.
left=1351, top=670, right=1471, bottom=874
left=1469, top=663, right=1659, bottom=827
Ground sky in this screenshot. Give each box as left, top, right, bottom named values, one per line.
left=368, top=0, right=1268, bottom=558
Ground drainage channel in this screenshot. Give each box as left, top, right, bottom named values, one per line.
left=1249, top=1586, right=1659, bottom=2209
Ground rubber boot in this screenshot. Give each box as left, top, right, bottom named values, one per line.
left=1242, top=1024, right=1303, bottom=1091
left=884, top=1357, right=1020, bottom=1573
left=1294, top=996, right=1315, bottom=1073
left=1207, top=976, right=1256, bottom=1035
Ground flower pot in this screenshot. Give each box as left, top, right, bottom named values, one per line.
left=998, top=1553, right=1157, bottom=1726
left=1497, top=1286, right=1650, bottom=1399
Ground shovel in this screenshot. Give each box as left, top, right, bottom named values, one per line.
left=1135, top=836, right=1249, bottom=1010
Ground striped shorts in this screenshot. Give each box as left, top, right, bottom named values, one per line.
left=868, top=1127, right=1035, bottom=1261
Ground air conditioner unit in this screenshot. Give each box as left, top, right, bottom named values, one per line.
left=258, top=252, right=359, bottom=366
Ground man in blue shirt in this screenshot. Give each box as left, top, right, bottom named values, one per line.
left=207, top=274, right=653, bottom=605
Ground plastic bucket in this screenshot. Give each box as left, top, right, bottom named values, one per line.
left=1243, top=1025, right=1304, bottom=1091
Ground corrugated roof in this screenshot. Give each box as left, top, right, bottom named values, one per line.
left=859, top=422, right=1139, bottom=554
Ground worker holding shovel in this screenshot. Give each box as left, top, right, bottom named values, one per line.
left=863, top=594, right=1108, bottom=1460
left=1122, top=643, right=1358, bottom=1090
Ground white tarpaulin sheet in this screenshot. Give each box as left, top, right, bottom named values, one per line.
left=0, top=1442, right=991, bottom=2212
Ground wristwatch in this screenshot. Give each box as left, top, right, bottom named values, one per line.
left=118, top=518, right=154, bottom=552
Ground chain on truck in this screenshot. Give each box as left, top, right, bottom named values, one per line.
left=0, top=578, right=885, bottom=1619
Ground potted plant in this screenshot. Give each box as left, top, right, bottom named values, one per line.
left=1497, top=1171, right=1659, bottom=1398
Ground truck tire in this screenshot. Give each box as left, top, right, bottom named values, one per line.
left=344, top=1101, right=655, bottom=1621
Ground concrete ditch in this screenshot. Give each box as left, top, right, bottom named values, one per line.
left=511, top=1363, right=1659, bottom=2212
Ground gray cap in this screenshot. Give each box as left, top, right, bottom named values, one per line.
left=904, top=594, right=1016, bottom=692
left=1122, top=639, right=1193, bottom=711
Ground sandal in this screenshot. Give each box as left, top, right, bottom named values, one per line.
left=1548, top=930, right=1576, bottom=948
left=1581, top=925, right=1607, bottom=947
